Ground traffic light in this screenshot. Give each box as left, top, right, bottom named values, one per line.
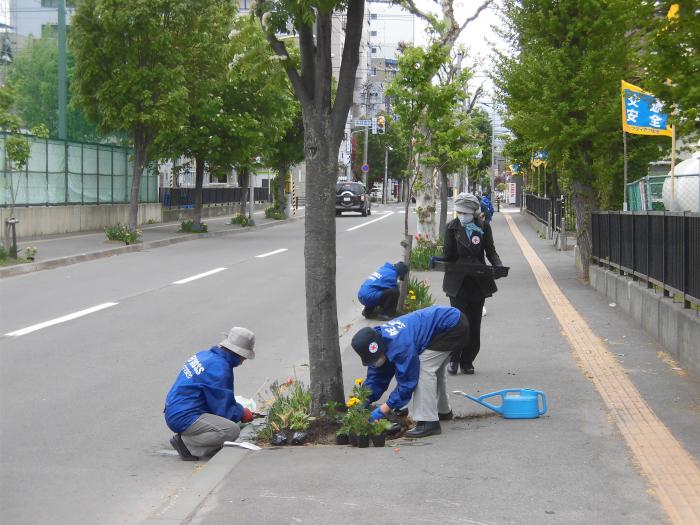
left=377, top=115, right=385, bottom=134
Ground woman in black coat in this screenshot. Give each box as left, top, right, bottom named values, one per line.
left=442, top=192, right=503, bottom=375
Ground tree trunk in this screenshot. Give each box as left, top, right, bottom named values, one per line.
left=439, top=170, right=448, bottom=239
left=128, top=129, right=147, bottom=232
left=238, top=167, right=249, bottom=217
left=398, top=234, right=413, bottom=314
left=275, top=164, right=289, bottom=217
left=414, top=162, right=437, bottom=239
left=572, top=179, right=594, bottom=281
left=303, top=116, right=344, bottom=412
left=247, top=166, right=255, bottom=224
left=192, top=157, right=205, bottom=230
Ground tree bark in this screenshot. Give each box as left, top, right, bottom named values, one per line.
left=303, top=115, right=344, bottom=411
left=415, top=163, right=437, bottom=239
left=439, top=170, right=448, bottom=239
left=193, top=156, right=205, bottom=230
left=128, top=128, right=147, bottom=232
left=274, top=163, right=289, bottom=217
left=572, top=179, right=594, bottom=281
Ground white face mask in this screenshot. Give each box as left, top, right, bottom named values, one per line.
left=458, top=212, right=474, bottom=225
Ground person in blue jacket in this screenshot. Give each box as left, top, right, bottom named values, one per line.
left=481, top=191, right=494, bottom=224
left=358, top=261, right=409, bottom=321
left=164, top=326, right=256, bottom=460
left=351, top=305, right=469, bottom=438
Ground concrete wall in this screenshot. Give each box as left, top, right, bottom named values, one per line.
left=590, top=265, right=700, bottom=377
left=0, top=204, right=162, bottom=240
left=161, top=203, right=266, bottom=223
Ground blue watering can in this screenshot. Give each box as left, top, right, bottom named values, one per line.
left=452, top=389, right=547, bottom=419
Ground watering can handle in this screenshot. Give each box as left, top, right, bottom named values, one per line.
left=474, top=392, right=505, bottom=414
left=536, top=390, right=547, bottom=416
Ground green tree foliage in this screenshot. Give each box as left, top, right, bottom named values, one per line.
left=70, top=0, right=191, bottom=231
left=7, top=37, right=98, bottom=141
left=387, top=43, right=472, bottom=237
left=642, top=0, right=699, bottom=137
left=494, top=0, right=668, bottom=274
left=265, top=109, right=304, bottom=215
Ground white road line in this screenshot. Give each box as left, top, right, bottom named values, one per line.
left=346, top=211, right=394, bottom=231
left=172, top=267, right=227, bottom=284
left=255, top=248, right=288, bottom=258
left=5, top=302, right=119, bottom=337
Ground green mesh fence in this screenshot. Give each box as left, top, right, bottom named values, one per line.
left=1, top=134, right=158, bottom=206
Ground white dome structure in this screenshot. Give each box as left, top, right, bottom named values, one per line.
left=662, top=150, right=700, bottom=212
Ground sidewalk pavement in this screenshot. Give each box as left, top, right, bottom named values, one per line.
left=0, top=206, right=304, bottom=278
left=152, top=210, right=699, bottom=525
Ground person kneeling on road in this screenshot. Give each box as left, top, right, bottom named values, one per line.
left=351, top=305, right=469, bottom=438
left=357, top=261, right=410, bottom=321
left=164, top=327, right=256, bottom=461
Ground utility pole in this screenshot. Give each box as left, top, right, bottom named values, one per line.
left=57, top=0, right=67, bottom=140
left=363, top=125, right=369, bottom=188
left=490, top=102, right=496, bottom=194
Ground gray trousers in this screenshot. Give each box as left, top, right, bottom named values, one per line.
left=411, top=349, right=452, bottom=422
left=181, top=413, right=240, bottom=457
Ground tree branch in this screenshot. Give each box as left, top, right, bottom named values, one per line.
left=315, top=11, right=333, bottom=113
left=331, top=0, right=365, bottom=141
left=400, top=0, right=434, bottom=25
left=298, top=23, right=317, bottom=102
left=459, top=0, right=493, bottom=34
left=264, top=31, right=311, bottom=108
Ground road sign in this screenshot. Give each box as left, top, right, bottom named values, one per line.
left=361, top=164, right=369, bottom=173
left=372, top=117, right=378, bottom=135
left=354, top=119, right=372, bottom=127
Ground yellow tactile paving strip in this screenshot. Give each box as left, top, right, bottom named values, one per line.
left=505, top=215, right=700, bottom=524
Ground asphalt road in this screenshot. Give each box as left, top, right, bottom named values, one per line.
left=0, top=205, right=409, bottom=525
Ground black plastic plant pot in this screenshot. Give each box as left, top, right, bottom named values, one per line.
left=357, top=435, right=370, bottom=448
left=371, top=434, right=386, bottom=447
left=291, top=431, right=307, bottom=445
left=350, top=433, right=358, bottom=447
left=336, top=433, right=350, bottom=446
left=270, top=431, right=288, bottom=446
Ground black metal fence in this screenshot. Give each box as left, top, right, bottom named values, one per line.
left=160, top=187, right=270, bottom=208
left=591, top=211, right=700, bottom=307
left=524, top=193, right=576, bottom=232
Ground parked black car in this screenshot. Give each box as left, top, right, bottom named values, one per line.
left=336, top=182, right=371, bottom=216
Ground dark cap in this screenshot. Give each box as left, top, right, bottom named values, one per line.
left=394, top=261, right=409, bottom=281
left=351, top=327, right=386, bottom=366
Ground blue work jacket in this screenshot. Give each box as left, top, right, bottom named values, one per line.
left=164, top=346, right=244, bottom=433
left=358, top=262, right=399, bottom=307
left=364, top=306, right=461, bottom=409
left=481, top=196, right=494, bottom=223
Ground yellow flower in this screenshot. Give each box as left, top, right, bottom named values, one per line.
left=354, top=378, right=364, bottom=385
left=346, top=397, right=360, bottom=408
left=409, top=290, right=414, bottom=294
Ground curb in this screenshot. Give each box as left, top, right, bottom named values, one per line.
left=143, top=446, right=251, bottom=525
left=0, top=217, right=301, bottom=279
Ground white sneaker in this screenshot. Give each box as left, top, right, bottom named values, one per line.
left=482, top=306, right=487, bottom=317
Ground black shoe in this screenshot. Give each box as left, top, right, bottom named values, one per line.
left=462, top=366, right=475, bottom=375
left=438, top=410, right=453, bottom=421
left=447, top=361, right=458, bottom=375
left=405, top=421, right=441, bottom=438
left=170, top=434, right=198, bottom=461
